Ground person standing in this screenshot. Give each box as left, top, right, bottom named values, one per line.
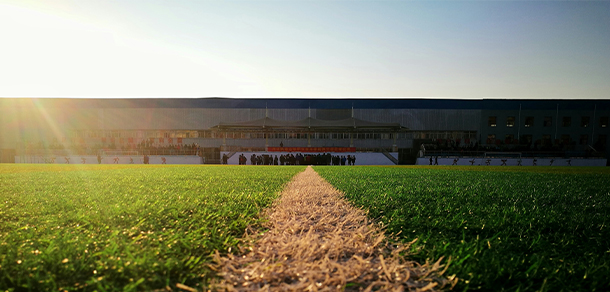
left=97, top=154, right=102, bottom=164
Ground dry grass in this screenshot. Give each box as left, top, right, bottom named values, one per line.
left=211, top=166, right=456, bottom=291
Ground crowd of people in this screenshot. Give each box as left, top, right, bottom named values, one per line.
left=226, top=153, right=357, bottom=166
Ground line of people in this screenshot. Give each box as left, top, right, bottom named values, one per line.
left=230, top=153, right=357, bottom=166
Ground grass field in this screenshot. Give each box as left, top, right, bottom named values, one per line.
left=0, top=164, right=305, bottom=291
left=315, top=166, right=610, bottom=292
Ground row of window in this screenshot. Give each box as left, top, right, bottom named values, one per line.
left=74, top=130, right=200, bottom=139
left=486, top=134, right=607, bottom=145
left=411, top=131, right=477, bottom=140
left=489, top=116, right=609, bottom=128
left=72, top=130, right=406, bottom=140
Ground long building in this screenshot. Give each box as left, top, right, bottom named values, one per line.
left=0, top=98, right=608, bottom=164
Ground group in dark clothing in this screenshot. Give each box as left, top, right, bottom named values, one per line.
left=234, top=153, right=356, bottom=166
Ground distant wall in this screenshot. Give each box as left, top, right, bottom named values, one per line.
left=416, top=157, right=607, bottom=167
left=15, top=155, right=203, bottom=164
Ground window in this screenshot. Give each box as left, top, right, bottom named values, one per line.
left=542, top=135, right=551, bottom=145
left=505, top=134, right=514, bottom=144
left=600, top=117, right=608, bottom=128
left=544, top=117, right=552, bottom=127
left=488, top=116, right=497, bottom=127
left=580, top=134, right=588, bottom=145
left=520, top=135, right=533, bottom=144
left=562, top=117, right=571, bottom=127
left=581, top=116, right=590, bottom=128
left=486, top=134, right=496, bottom=144
left=561, top=134, right=571, bottom=144
left=597, top=135, right=607, bottom=147
left=524, top=117, right=534, bottom=128
left=506, top=116, right=515, bottom=127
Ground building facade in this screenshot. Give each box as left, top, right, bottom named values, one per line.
left=0, top=98, right=608, bottom=164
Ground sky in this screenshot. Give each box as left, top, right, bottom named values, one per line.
left=0, top=0, right=609, bottom=99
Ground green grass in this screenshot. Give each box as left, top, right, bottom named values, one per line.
left=0, top=164, right=305, bottom=291
left=315, top=166, right=610, bottom=292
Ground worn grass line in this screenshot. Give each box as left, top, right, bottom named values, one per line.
left=212, top=166, right=456, bottom=291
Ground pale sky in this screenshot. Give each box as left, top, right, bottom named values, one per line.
left=1, top=0, right=609, bottom=98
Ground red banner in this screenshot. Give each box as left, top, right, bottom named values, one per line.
left=128, top=137, right=134, bottom=143
left=149, top=138, right=155, bottom=143
left=101, top=137, right=107, bottom=143
left=267, top=147, right=356, bottom=153
left=168, top=138, right=173, bottom=144
left=110, top=137, right=115, bottom=143
left=159, top=138, right=164, bottom=143
left=177, top=138, right=183, bottom=144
